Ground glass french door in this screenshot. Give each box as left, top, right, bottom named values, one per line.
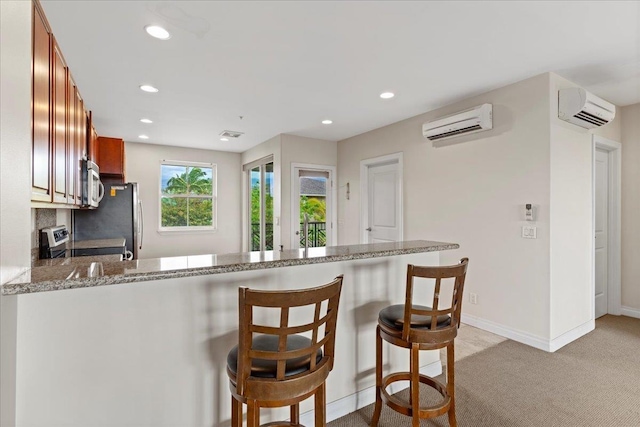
left=291, top=165, right=334, bottom=249
left=247, top=159, right=274, bottom=251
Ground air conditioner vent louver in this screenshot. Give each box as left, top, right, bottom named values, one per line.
left=574, top=111, right=608, bottom=127
left=422, top=104, right=493, bottom=143
left=219, top=130, right=244, bottom=138
left=426, top=124, right=483, bottom=141
left=558, top=88, right=615, bottom=129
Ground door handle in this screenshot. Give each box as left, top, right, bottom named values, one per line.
left=366, top=227, right=372, bottom=232
left=138, top=201, right=144, bottom=250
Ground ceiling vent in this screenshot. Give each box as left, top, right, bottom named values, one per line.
left=219, top=130, right=244, bottom=138
left=422, top=104, right=493, bottom=142
left=558, top=88, right=615, bottom=129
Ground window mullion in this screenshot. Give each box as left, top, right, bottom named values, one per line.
left=260, top=165, right=265, bottom=251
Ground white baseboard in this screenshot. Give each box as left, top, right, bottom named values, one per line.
left=548, top=319, right=594, bottom=352
left=299, top=360, right=442, bottom=425
left=461, top=313, right=594, bottom=353
left=621, top=306, right=640, bottom=319
left=461, top=313, right=550, bottom=351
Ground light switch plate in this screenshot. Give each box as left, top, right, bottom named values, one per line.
left=522, top=226, right=537, bottom=239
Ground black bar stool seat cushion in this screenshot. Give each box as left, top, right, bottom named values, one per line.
left=379, top=304, right=451, bottom=331
left=227, top=334, right=323, bottom=379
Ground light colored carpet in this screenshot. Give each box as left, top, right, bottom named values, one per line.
left=329, top=315, right=640, bottom=426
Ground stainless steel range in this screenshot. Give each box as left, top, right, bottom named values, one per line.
left=39, top=225, right=70, bottom=259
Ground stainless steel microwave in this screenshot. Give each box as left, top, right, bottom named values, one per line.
left=81, top=159, right=104, bottom=208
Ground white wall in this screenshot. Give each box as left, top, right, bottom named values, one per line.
left=338, top=74, right=553, bottom=344
left=0, top=2, right=32, bottom=426
left=621, top=103, right=640, bottom=315
left=125, top=142, right=242, bottom=258
left=548, top=74, right=595, bottom=340
left=547, top=74, right=623, bottom=340
left=337, top=72, right=627, bottom=349
left=280, top=134, right=337, bottom=249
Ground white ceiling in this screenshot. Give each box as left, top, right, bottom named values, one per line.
left=40, top=1, right=640, bottom=153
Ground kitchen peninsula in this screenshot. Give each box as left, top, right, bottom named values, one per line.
left=3, top=240, right=459, bottom=427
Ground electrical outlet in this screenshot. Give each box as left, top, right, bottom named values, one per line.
left=469, top=293, right=478, bottom=304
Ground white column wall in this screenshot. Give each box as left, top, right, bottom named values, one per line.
left=620, top=103, right=640, bottom=315
left=0, top=2, right=33, bottom=426
left=548, top=73, right=623, bottom=342
left=548, top=76, right=596, bottom=341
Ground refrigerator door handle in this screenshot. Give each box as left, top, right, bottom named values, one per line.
left=138, top=200, right=144, bottom=250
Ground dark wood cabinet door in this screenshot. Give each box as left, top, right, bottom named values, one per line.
left=76, top=99, right=87, bottom=205
left=32, top=3, right=52, bottom=202
left=87, top=111, right=98, bottom=163
left=67, top=76, right=85, bottom=205
left=67, top=74, right=77, bottom=203
left=52, top=39, right=67, bottom=203
left=97, top=136, right=125, bottom=181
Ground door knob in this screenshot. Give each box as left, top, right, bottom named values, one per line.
left=366, top=227, right=372, bottom=232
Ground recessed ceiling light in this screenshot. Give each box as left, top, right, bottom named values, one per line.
left=138, top=135, right=149, bottom=139
left=380, top=92, right=395, bottom=99
left=139, top=85, right=159, bottom=93
left=322, top=119, right=333, bottom=125
left=144, top=25, right=171, bottom=40
left=140, top=118, right=153, bottom=124
left=220, top=137, right=229, bottom=142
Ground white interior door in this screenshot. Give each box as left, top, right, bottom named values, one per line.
left=595, top=149, right=609, bottom=318
left=366, top=162, right=402, bottom=243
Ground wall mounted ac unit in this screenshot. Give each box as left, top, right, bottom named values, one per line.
left=558, top=88, right=615, bottom=129
left=422, top=104, right=493, bottom=142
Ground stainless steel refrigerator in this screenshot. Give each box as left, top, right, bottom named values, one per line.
left=72, top=182, right=143, bottom=259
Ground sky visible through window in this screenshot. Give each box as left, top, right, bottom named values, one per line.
left=161, top=165, right=213, bottom=193
left=250, top=171, right=274, bottom=196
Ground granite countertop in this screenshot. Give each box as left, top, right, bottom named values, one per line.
left=3, top=240, right=459, bottom=295
left=31, top=254, right=123, bottom=268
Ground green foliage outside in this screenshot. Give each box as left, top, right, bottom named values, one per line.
left=299, top=196, right=325, bottom=222
left=250, top=184, right=273, bottom=224
left=299, top=196, right=327, bottom=247
left=250, top=183, right=274, bottom=250
left=161, top=167, right=214, bottom=227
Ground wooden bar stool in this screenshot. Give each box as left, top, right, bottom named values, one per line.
left=226, top=275, right=343, bottom=427
left=371, top=258, right=469, bottom=427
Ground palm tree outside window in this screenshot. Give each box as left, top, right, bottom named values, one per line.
left=160, top=161, right=216, bottom=229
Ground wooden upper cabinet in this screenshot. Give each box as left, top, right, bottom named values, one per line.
left=31, top=0, right=92, bottom=207
left=52, top=37, right=68, bottom=204
left=77, top=100, right=87, bottom=205
left=31, top=2, right=52, bottom=202
left=67, top=75, right=78, bottom=204
left=97, top=136, right=125, bottom=181
left=87, top=111, right=98, bottom=162
left=66, top=75, right=87, bottom=206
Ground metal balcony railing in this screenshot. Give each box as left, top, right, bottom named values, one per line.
left=250, top=222, right=326, bottom=251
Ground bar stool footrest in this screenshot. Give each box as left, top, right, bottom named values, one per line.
left=261, top=422, right=305, bottom=427
left=380, top=371, right=451, bottom=418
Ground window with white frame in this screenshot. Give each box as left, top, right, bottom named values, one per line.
left=160, top=161, right=216, bottom=230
